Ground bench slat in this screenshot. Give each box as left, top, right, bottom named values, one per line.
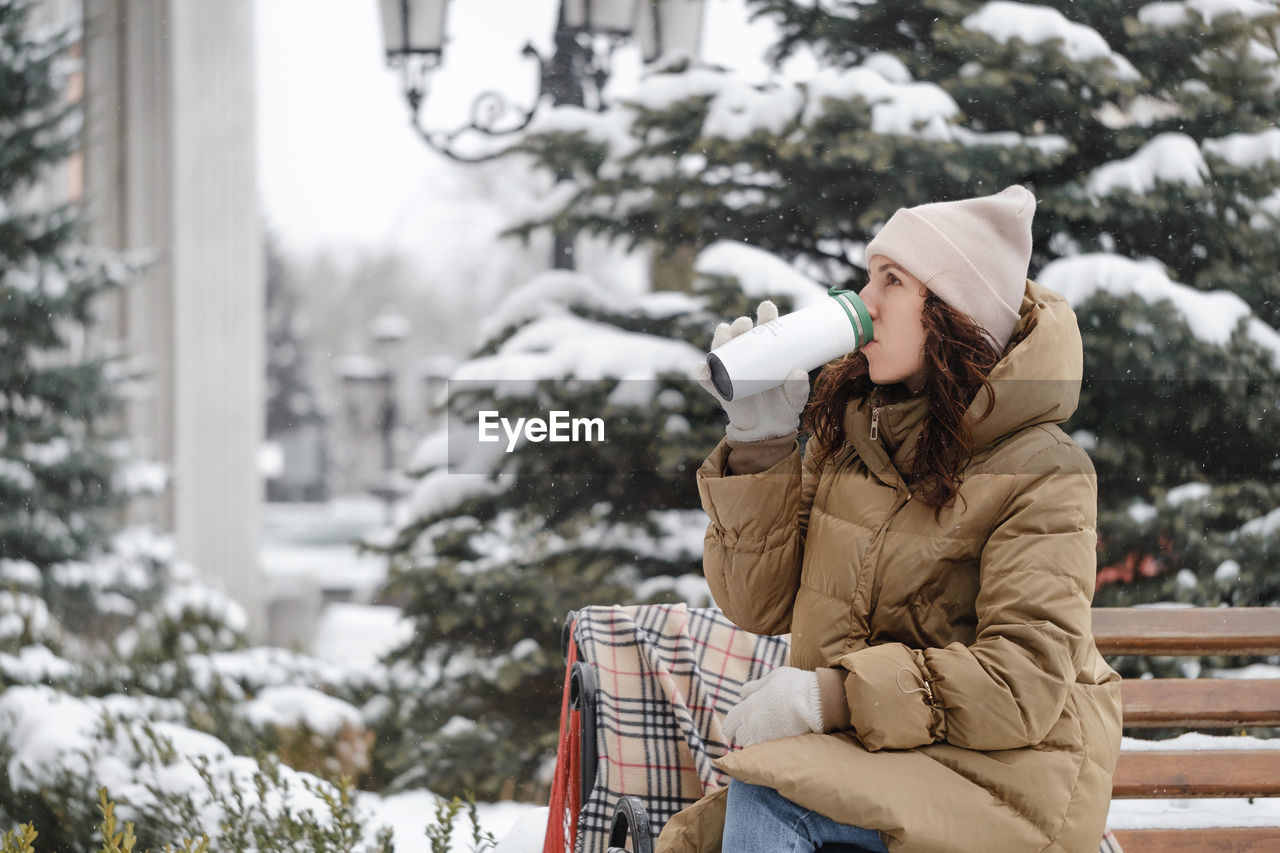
left=1113, top=751, right=1280, bottom=799
left=1122, top=679, right=1280, bottom=729
left=1112, top=827, right=1280, bottom=853
left=1093, top=608, right=1280, bottom=656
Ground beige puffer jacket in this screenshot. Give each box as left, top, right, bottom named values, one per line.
left=658, top=280, right=1122, bottom=853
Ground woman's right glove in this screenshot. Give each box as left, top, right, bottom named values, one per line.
left=695, top=300, right=811, bottom=443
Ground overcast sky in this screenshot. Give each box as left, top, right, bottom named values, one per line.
left=253, top=0, right=792, bottom=260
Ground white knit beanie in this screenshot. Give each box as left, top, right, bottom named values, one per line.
left=863, top=185, right=1036, bottom=350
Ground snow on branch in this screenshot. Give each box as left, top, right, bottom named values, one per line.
left=1202, top=127, right=1280, bottom=168
left=1138, top=0, right=1280, bottom=28
left=1085, top=132, right=1209, bottom=196
left=963, top=1, right=1141, bottom=80
left=1039, top=253, right=1280, bottom=365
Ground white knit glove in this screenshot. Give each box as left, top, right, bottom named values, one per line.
left=696, top=300, right=811, bottom=442
left=722, top=666, right=823, bottom=747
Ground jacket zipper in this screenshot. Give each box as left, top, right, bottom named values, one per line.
left=870, top=406, right=881, bottom=441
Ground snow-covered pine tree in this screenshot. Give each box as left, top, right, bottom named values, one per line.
left=0, top=0, right=140, bottom=589
left=374, top=263, right=809, bottom=798
left=383, top=0, right=1280, bottom=794
left=508, top=0, right=1280, bottom=608
left=0, top=15, right=417, bottom=836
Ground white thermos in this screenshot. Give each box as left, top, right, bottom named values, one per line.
left=707, top=288, right=874, bottom=401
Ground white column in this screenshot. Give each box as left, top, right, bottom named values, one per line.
left=168, top=0, right=264, bottom=626
left=81, top=0, right=264, bottom=631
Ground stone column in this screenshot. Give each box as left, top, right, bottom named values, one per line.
left=81, top=0, right=265, bottom=632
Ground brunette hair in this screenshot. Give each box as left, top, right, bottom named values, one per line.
left=803, top=293, right=1022, bottom=515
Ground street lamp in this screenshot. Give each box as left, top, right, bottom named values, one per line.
left=338, top=307, right=412, bottom=524
left=378, top=0, right=705, bottom=266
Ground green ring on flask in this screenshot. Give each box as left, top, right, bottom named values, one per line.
left=826, top=286, right=874, bottom=348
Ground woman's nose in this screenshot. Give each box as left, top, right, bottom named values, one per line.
left=861, top=288, right=880, bottom=320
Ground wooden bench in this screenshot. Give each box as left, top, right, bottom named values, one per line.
left=1094, top=607, right=1280, bottom=853
left=573, top=606, right=1280, bottom=852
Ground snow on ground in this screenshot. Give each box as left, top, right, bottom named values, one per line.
left=263, top=496, right=387, bottom=545
left=363, top=772, right=1280, bottom=848
left=358, top=789, right=546, bottom=853
left=1108, top=734, right=1280, bottom=828
left=1108, top=797, right=1280, bottom=829
left=260, top=540, right=387, bottom=601
left=261, top=497, right=390, bottom=600
left=311, top=602, right=415, bottom=669
left=1212, top=662, right=1280, bottom=679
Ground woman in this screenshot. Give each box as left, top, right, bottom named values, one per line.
left=660, top=186, right=1122, bottom=853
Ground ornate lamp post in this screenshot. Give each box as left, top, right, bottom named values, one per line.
left=377, top=0, right=704, bottom=268
left=338, top=307, right=412, bottom=524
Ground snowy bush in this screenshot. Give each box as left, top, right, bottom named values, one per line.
left=0, top=686, right=394, bottom=853
left=42, top=528, right=177, bottom=649
left=240, top=686, right=374, bottom=786
left=115, top=578, right=249, bottom=662
left=0, top=591, right=62, bottom=655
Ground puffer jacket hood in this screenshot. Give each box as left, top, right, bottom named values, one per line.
left=660, top=280, right=1122, bottom=853
left=846, top=279, right=1084, bottom=491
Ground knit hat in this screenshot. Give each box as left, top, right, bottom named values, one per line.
left=863, top=185, right=1036, bottom=350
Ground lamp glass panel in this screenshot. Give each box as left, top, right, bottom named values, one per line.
left=406, top=0, right=447, bottom=52
left=378, top=0, right=405, bottom=53
left=567, top=0, right=639, bottom=33
left=639, top=0, right=704, bottom=63
left=562, top=0, right=589, bottom=28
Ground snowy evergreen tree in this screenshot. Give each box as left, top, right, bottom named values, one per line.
left=0, top=15, right=421, bottom=842
left=377, top=247, right=836, bottom=798
left=508, top=0, right=1280, bottom=606
left=385, top=0, right=1280, bottom=795
left=376, top=269, right=735, bottom=798
left=0, top=0, right=139, bottom=579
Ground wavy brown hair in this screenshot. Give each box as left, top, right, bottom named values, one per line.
left=803, top=293, right=1026, bottom=515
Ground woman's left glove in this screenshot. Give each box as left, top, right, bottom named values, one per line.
left=722, top=666, right=824, bottom=747
left=695, top=300, right=811, bottom=443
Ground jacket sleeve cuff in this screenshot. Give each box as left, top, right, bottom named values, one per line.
left=726, top=432, right=799, bottom=475
left=837, top=643, right=946, bottom=751
left=816, top=666, right=852, bottom=732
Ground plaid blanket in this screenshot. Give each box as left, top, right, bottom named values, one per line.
left=549, top=603, right=1124, bottom=853
left=563, top=603, right=788, bottom=853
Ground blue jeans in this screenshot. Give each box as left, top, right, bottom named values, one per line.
left=722, top=779, right=889, bottom=853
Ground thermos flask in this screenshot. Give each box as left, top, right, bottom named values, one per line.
left=707, top=287, right=874, bottom=401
